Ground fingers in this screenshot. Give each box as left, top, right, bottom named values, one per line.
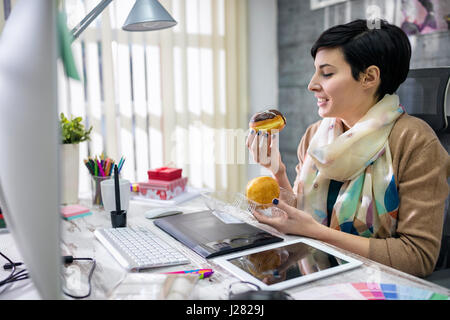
left=259, top=131, right=270, bottom=165
left=246, top=129, right=256, bottom=149
left=247, top=130, right=272, bottom=165
left=248, top=130, right=259, bottom=163
left=270, top=131, right=279, bottom=152
left=252, top=209, right=285, bottom=231
left=269, top=131, right=280, bottom=173
left=253, top=208, right=296, bottom=239
left=271, top=198, right=295, bottom=218
left=252, top=209, right=272, bottom=225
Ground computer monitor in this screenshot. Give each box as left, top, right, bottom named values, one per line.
left=0, top=0, right=61, bottom=299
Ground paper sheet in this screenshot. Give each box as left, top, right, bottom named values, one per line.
left=108, top=273, right=199, bottom=300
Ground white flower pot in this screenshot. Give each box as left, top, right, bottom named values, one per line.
left=61, top=143, right=79, bottom=205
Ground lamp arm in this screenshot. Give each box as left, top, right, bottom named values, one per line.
left=70, top=0, right=113, bottom=42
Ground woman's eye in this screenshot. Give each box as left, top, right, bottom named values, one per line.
left=322, top=73, right=333, bottom=78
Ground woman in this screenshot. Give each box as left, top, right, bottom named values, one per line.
left=247, top=19, right=449, bottom=277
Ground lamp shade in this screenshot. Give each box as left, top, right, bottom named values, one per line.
left=122, top=0, right=177, bottom=31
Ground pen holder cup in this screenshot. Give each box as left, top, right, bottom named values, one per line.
left=91, top=176, right=112, bottom=208
left=111, top=210, right=127, bottom=228
left=100, top=178, right=131, bottom=213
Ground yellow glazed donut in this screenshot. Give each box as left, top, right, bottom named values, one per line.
left=246, top=176, right=280, bottom=207
left=249, top=109, right=286, bottom=133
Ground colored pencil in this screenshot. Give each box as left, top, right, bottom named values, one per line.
left=83, top=154, right=123, bottom=178
left=118, top=157, right=126, bottom=174
left=83, top=159, right=94, bottom=175
left=96, top=159, right=105, bottom=177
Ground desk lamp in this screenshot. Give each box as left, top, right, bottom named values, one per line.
left=71, top=0, right=177, bottom=41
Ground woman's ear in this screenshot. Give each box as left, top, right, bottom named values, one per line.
left=360, top=65, right=380, bottom=89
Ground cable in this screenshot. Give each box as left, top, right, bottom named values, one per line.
left=0, top=252, right=95, bottom=299
left=1, top=251, right=29, bottom=287
left=3, top=262, right=23, bottom=269
left=62, top=256, right=96, bottom=299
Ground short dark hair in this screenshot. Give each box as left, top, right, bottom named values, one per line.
left=311, top=19, right=411, bottom=100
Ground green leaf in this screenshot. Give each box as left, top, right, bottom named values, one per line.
left=59, top=112, right=92, bottom=144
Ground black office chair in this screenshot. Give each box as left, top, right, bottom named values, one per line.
left=397, top=67, right=450, bottom=288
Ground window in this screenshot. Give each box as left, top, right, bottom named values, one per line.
left=59, top=0, right=248, bottom=196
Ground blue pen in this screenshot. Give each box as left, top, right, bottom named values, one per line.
left=118, top=157, right=126, bottom=174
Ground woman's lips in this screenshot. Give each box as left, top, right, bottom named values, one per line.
left=317, top=98, right=329, bottom=107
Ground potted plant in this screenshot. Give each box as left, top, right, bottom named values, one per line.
left=60, top=112, right=92, bottom=204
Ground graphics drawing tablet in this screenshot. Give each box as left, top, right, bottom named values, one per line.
left=153, top=210, right=283, bottom=259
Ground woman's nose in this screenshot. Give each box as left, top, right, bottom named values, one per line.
left=308, top=74, right=320, bottom=92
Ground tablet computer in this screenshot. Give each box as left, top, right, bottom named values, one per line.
left=214, top=238, right=362, bottom=291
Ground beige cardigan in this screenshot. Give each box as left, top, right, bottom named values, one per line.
left=294, top=114, right=450, bottom=277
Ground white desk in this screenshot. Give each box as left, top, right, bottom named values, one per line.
left=1, top=194, right=450, bottom=300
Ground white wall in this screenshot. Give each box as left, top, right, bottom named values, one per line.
left=247, top=0, right=278, bottom=180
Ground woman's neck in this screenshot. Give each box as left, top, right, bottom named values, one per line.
left=341, top=94, right=380, bottom=132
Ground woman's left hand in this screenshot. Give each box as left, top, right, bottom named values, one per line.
left=254, top=199, right=371, bottom=260
left=252, top=199, right=319, bottom=238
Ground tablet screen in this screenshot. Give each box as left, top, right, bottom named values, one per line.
left=228, top=241, right=350, bottom=286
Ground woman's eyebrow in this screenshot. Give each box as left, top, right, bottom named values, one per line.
left=319, top=63, right=335, bottom=69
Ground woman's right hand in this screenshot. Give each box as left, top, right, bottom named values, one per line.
left=246, top=129, right=284, bottom=174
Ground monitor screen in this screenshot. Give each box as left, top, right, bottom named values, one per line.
left=0, top=0, right=61, bottom=299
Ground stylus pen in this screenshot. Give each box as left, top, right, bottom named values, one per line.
left=114, top=164, right=121, bottom=212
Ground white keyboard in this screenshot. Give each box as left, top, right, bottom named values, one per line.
left=94, top=227, right=190, bottom=271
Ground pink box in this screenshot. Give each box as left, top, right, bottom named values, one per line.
left=147, top=167, right=182, bottom=181
left=138, top=177, right=188, bottom=200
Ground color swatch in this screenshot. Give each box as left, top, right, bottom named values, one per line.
left=292, top=282, right=449, bottom=300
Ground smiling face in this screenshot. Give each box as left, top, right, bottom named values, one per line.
left=307, top=47, right=380, bottom=129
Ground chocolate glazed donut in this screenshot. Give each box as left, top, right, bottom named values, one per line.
left=249, top=109, right=286, bottom=133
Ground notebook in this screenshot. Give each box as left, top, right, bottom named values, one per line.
left=60, top=204, right=92, bottom=220
left=154, top=210, right=283, bottom=259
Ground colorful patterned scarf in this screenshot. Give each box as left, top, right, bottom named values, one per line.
left=296, top=94, right=404, bottom=238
